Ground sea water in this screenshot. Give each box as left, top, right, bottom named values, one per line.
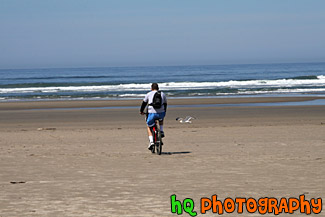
left=0, top=62, right=324, bottom=101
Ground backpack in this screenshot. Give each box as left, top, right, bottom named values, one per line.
left=150, top=91, right=162, bottom=109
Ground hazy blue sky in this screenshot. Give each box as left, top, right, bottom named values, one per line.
left=1, top=0, right=325, bottom=69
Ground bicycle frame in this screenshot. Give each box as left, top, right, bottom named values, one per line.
left=144, top=112, right=163, bottom=155
left=149, top=118, right=163, bottom=155
left=150, top=120, right=160, bottom=143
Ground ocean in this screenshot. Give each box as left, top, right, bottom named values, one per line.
left=0, top=62, right=325, bottom=102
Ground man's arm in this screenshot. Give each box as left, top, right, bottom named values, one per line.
left=140, top=101, right=148, bottom=114
left=140, top=93, right=149, bottom=114
left=163, top=93, right=167, bottom=112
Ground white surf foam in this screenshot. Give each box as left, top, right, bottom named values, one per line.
left=0, top=75, right=324, bottom=94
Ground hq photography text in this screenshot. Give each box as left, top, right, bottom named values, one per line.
left=170, top=194, right=322, bottom=216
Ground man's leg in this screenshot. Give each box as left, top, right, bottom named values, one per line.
left=147, top=125, right=154, bottom=150
left=159, top=120, right=164, bottom=137
left=159, top=120, right=164, bottom=129
left=146, top=114, right=154, bottom=137
left=146, top=114, right=155, bottom=149
left=147, top=126, right=152, bottom=137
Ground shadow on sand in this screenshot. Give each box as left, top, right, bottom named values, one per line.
left=161, top=151, right=191, bottom=155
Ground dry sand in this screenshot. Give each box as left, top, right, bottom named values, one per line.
left=0, top=97, right=324, bottom=216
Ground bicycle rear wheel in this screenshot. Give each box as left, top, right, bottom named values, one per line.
left=156, top=125, right=163, bottom=155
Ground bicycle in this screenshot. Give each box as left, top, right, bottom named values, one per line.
left=145, top=113, right=163, bottom=155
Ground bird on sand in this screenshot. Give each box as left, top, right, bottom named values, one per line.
left=176, top=116, right=196, bottom=123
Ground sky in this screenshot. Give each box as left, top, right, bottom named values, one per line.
left=0, top=0, right=325, bottom=69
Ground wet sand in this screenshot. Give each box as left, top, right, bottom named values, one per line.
left=0, top=97, right=324, bottom=216
left=1, top=96, right=325, bottom=110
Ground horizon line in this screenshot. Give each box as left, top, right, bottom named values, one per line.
left=1, top=61, right=325, bottom=71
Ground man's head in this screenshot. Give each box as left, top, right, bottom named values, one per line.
left=151, top=83, right=159, bottom=91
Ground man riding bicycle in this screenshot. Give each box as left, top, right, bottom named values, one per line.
left=140, top=83, right=167, bottom=150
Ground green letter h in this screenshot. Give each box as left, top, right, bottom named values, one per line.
left=171, top=194, right=182, bottom=214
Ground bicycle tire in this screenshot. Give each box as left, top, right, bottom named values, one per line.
left=156, top=124, right=162, bottom=155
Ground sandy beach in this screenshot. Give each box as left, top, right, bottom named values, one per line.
left=0, top=97, right=324, bottom=216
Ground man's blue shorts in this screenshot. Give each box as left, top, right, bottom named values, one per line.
left=146, top=112, right=165, bottom=127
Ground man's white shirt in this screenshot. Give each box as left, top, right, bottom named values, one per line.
left=143, top=90, right=167, bottom=113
